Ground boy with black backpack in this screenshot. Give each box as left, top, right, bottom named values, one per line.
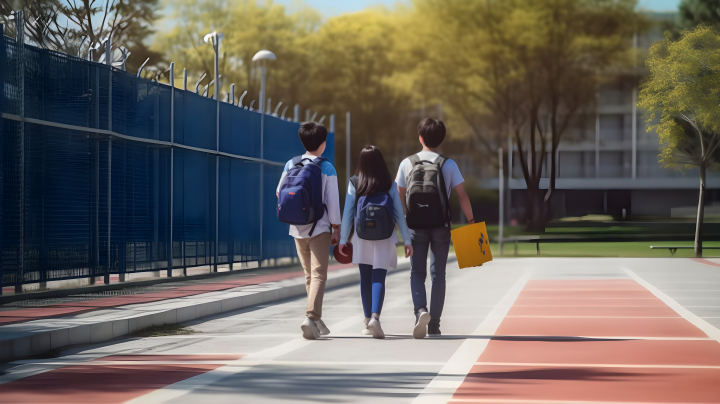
left=277, top=122, right=341, bottom=340
left=395, top=118, right=475, bottom=338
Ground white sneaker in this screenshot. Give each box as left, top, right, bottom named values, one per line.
left=367, top=314, right=385, bottom=339
left=301, top=318, right=320, bottom=340
left=362, top=317, right=372, bottom=335
left=315, top=319, right=330, bottom=336
left=413, top=310, right=431, bottom=339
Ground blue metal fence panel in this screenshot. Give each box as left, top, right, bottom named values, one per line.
left=0, top=34, right=335, bottom=291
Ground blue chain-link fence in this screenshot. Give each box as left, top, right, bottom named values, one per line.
left=0, top=34, right=334, bottom=292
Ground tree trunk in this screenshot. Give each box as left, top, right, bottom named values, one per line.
left=694, top=164, right=706, bottom=258
left=526, top=186, right=546, bottom=232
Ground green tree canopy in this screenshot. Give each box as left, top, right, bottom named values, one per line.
left=153, top=0, right=319, bottom=103
left=639, top=25, right=720, bottom=169
left=679, top=0, right=720, bottom=28
left=639, top=25, right=720, bottom=256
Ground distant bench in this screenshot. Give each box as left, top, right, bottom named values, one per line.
left=649, top=246, right=720, bottom=256
left=498, top=235, right=720, bottom=256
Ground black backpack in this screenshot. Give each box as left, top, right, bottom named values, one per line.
left=404, top=154, right=451, bottom=229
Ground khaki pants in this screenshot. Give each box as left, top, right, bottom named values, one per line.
left=294, top=232, right=331, bottom=321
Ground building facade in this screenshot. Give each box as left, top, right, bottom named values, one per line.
left=495, top=13, right=720, bottom=222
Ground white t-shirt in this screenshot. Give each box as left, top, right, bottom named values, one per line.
left=277, top=155, right=341, bottom=239
left=395, top=151, right=465, bottom=197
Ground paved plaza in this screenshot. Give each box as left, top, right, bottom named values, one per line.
left=0, top=257, right=718, bottom=403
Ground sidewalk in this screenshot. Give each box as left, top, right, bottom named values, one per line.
left=0, top=257, right=417, bottom=362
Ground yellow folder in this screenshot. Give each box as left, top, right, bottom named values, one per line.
left=451, top=222, right=493, bottom=269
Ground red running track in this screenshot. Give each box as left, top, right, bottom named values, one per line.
left=0, top=354, right=244, bottom=403
left=450, top=279, right=720, bottom=404
left=0, top=263, right=354, bottom=326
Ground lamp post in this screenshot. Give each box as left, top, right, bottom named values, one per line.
left=204, top=31, right=224, bottom=272
left=252, top=50, right=276, bottom=266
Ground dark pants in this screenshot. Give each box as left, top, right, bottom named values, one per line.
left=359, top=264, right=387, bottom=318
left=409, top=227, right=451, bottom=326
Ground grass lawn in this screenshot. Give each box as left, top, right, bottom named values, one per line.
left=397, top=238, right=719, bottom=258
left=392, top=221, right=718, bottom=258
left=489, top=241, right=720, bottom=258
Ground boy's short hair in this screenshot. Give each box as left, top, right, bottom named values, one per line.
left=417, top=118, right=446, bottom=148
left=298, top=122, right=328, bottom=152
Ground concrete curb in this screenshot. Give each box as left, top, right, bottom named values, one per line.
left=0, top=259, right=414, bottom=363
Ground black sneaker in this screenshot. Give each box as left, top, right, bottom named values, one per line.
left=428, top=323, right=441, bottom=337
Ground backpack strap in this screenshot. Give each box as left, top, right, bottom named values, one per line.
left=348, top=176, right=359, bottom=240
left=308, top=205, right=328, bottom=237
left=435, top=155, right=452, bottom=226
left=408, top=154, right=423, bottom=166
left=291, top=156, right=304, bottom=167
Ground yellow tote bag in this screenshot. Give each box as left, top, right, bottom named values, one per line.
left=451, top=222, right=493, bottom=269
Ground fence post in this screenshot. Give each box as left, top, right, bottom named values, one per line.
left=346, top=111, right=351, bottom=191
left=0, top=23, right=4, bottom=295
left=105, top=139, right=111, bottom=285
left=169, top=62, right=175, bottom=277
left=214, top=38, right=221, bottom=273
left=294, top=104, right=299, bottom=123
left=498, top=147, right=504, bottom=256
left=16, top=11, right=24, bottom=294
left=258, top=65, right=267, bottom=267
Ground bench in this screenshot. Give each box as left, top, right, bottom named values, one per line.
left=649, top=246, right=720, bottom=256
left=498, top=235, right=720, bottom=256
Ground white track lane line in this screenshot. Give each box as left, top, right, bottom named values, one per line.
left=623, top=267, right=720, bottom=343
left=124, top=285, right=414, bottom=404
left=473, top=362, right=720, bottom=369
left=411, top=271, right=532, bottom=404
left=448, top=399, right=708, bottom=404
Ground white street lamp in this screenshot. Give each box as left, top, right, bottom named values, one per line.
left=204, top=31, right=224, bottom=272
left=252, top=49, right=276, bottom=267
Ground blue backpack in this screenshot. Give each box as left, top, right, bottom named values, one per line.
left=351, top=176, right=395, bottom=241
left=277, top=156, right=327, bottom=236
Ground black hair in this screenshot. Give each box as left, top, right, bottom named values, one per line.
left=417, top=118, right=446, bottom=148
left=298, top=122, right=328, bottom=152
left=355, top=146, right=392, bottom=197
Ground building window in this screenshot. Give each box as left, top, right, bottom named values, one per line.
left=600, top=114, right=624, bottom=142
left=599, top=151, right=623, bottom=178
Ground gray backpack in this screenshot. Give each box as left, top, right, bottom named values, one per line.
left=404, top=154, right=451, bottom=229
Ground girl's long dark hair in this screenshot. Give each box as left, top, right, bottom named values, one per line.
left=355, top=146, right=392, bottom=197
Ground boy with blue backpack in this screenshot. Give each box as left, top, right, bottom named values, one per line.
left=277, top=122, right=341, bottom=340
left=396, top=118, right=475, bottom=338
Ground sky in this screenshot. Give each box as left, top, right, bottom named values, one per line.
left=273, top=0, right=683, bottom=17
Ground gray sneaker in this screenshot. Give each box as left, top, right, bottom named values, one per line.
left=315, top=319, right=330, bottom=336
left=367, top=314, right=385, bottom=339
left=301, top=318, right=320, bottom=340
left=362, top=317, right=372, bottom=335
left=413, top=309, right=431, bottom=339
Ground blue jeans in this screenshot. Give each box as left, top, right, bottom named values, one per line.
left=359, top=264, right=387, bottom=318
left=410, top=227, right=451, bottom=326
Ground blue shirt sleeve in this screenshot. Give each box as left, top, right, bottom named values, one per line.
left=390, top=183, right=412, bottom=244
left=340, top=181, right=356, bottom=245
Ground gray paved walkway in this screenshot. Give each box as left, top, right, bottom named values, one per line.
left=0, top=258, right=718, bottom=404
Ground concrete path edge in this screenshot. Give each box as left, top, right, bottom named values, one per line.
left=0, top=258, right=430, bottom=363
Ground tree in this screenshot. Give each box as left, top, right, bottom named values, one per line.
left=0, top=0, right=162, bottom=68
left=305, top=10, right=408, bottom=174
left=407, top=0, right=643, bottom=230
left=639, top=26, right=720, bottom=257
left=153, top=0, right=319, bottom=102
left=679, top=0, right=720, bottom=28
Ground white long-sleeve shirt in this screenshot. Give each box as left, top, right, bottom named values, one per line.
left=276, top=154, right=341, bottom=239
